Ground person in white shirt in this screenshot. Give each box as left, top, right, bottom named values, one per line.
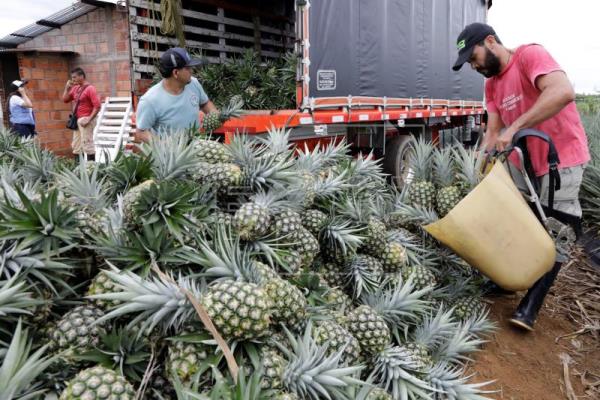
left=7, top=80, right=36, bottom=137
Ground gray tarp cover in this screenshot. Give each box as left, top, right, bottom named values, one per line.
left=308, top=0, right=487, bottom=101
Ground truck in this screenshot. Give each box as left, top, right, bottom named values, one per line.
left=128, top=0, right=491, bottom=185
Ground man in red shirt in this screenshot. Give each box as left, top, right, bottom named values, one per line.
left=453, top=23, right=590, bottom=331
left=62, top=67, right=101, bottom=161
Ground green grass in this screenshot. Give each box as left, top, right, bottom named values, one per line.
left=581, top=111, right=600, bottom=231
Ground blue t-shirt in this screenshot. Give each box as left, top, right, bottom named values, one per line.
left=136, top=77, right=209, bottom=134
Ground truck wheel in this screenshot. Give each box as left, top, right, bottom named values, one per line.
left=383, top=135, right=414, bottom=188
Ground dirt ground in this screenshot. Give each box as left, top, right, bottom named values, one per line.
left=469, top=254, right=600, bottom=400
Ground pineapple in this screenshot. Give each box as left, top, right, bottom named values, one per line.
left=201, top=280, right=272, bottom=341
left=378, top=240, right=408, bottom=273
left=260, top=348, right=286, bottom=391
left=59, top=365, right=135, bottom=400
left=323, top=287, right=353, bottom=312
left=264, top=277, right=308, bottom=330
left=122, top=179, right=155, bottom=225
left=433, top=147, right=461, bottom=217
left=51, top=305, right=107, bottom=356
left=195, top=138, right=233, bottom=164
left=271, top=208, right=303, bottom=238
left=366, top=388, right=393, bottom=400
left=195, top=162, right=243, bottom=194
left=318, top=261, right=346, bottom=288
left=313, top=319, right=362, bottom=365
left=292, top=226, right=320, bottom=267
left=232, top=191, right=286, bottom=241
left=302, top=209, right=328, bottom=236
left=87, top=271, right=122, bottom=310
left=452, top=296, right=487, bottom=321
left=407, top=138, right=436, bottom=209
left=166, top=330, right=210, bottom=384
left=345, top=305, right=391, bottom=356
left=202, top=95, right=244, bottom=133
left=400, top=264, right=439, bottom=291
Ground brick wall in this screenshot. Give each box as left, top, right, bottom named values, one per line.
left=15, top=5, right=132, bottom=155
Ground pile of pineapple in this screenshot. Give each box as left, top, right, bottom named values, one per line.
left=0, top=126, right=496, bottom=400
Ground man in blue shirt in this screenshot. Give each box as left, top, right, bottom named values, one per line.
left=135, top=47, right=217, bottom=142
left=8, top=80, right=37, bottom=138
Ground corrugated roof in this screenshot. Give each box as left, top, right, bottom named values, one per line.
left=0, top=2, right=98, bottom=49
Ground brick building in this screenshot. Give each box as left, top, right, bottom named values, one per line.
left=0, top=0, right=294, bottom=155
left=0, top=1, right=131, bottom=155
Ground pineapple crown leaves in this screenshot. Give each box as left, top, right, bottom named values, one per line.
left=340, top=153, right=387, bottom=187
left=249, top=189, right=296, bottom=213
left=73, top=326, right=151, bottom=383
left=391, top=202, right=439, bottom=227
left=90, top=264, right=203, bottom=334
left=105, top=151, right=154, bottom=196
left=411, top=306, right=458, bottom=352
left=0, top=276, right=38, bottom=319
left=346, top=255, right=383, bottom=299
left=360, top=276, right=432, bottom=338
left=196, top=225, right=261, bottom=283
left=425, top=361, right=497, bottom=400
left=54, top=160, right=110, bottom=213
left=0, top=163, right=24, bottom=188
left=0, top=240, right=74, bottom=294
left=452, top=146, right=484, bottom=190
left=319, top=216, right=365, bottom=256
left=407, top=137, right=435, bottom=182
left=462, top=309, right=497, bottom=338
left=132, top=180, right=205, bottom=241
left=0, top=127, right=26, bottom=156
left=0, top=178, right=41, bottom=211
left=93, top=222, right=198, bottom=273
left=313, top=170, right=350, bottom=200
left=430, top=322, right=488, bottom=366
left=370, top=345, right=437, bottom=400
left=432, top=147, right=457, bottom=188
left=257, top=125, right=294, bottom=156
left=0, top=188, right=81, bottom=256
left=219, top=95, right=245, bottom=122
left=277, top=322, right=365, bottom=400
left=10, top=142, right=56, bottom=185
left=0, top=319, right=56, bottom=400
left=140, top=131, right=203, bottom=181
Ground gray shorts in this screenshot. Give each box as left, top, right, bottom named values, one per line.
left=505, top=162, right=586, bottom=217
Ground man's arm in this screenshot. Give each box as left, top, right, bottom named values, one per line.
left=79, top=87, right=102, bottom=127
left=17, top=87, right=33, bottom=108
left=134, top=129, right=153, bottom=144
left=62, top=80, right=74, bottom=102
left=201, top=100, right=218, bottom=114
left=481, top=112, right=505, bottom=152
left=496, top=71, right=575, bottom=150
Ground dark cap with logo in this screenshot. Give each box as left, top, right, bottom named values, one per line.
left=452, top=23, right=497, bottom=71
left=159, top=47, right=203, bottom=70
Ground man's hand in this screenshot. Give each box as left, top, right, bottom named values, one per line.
left=79, top=116, right=91, bottom=127
left=495, top=125, right=519, bottom=152
left=65, top=80, right=73, bottom=89
left=17, top=87, right=26, bottom=95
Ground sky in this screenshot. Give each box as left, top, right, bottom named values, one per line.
left=0, top=0, right=598, bottom=94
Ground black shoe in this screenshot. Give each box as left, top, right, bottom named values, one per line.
left=86, top=154, right=95, bottom=161
left=508, top=261, right=562, bottom=332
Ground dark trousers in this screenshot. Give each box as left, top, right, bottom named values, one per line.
left=11, top=123, right=37, bottom=138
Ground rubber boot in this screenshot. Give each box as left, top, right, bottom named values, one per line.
left=509, top=261, right=562, bottom=331
left=86, top=153, right=95, bottom=162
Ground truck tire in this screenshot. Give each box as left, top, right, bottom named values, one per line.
left=383, top=135, right=414, bottom=188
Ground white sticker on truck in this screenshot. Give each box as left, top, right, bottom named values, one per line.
left=317, top=70, right=336, bottom=91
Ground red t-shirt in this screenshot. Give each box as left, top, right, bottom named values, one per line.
left=66, top=84, right=101, bottom=118
left=485, top=44, right=590, bottom=176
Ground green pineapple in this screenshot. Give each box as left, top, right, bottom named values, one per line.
left=318, top=261, right=346, bottom=288
left=122, top=179, right=155, bottom=225
left=313, top=319, right=362, bottom=365
left=302, top=209, right=328, bottom=236
left=260, top=348, right=286, bottom=391
left=433, top=147, right=461, bottom=217
left=378, top=240, right=408, bottom=273
left=452, top=296, right=487, bottom=321
left=323, top=287, right=353, bottom=312
left=407, top=138, right=436, bottom=209
left=201, top=280, right=272, bottom=341
left=195, top=139, right=233, bottom=164
left=195, top=162, right=243, bottom=194
left=345, top=305, right=391, bottom=356
left=292, top=226, right=320, bottom=268
left=87, top=271, right=122, bottom=310
left=400, top=265, right=439, bottom=291
left=232, top=191, right=290, bottom=241
left=272, top=208, right=303, bottom=238
left=202, top=95, right=244, bottom=133
left=59, top=365, right=135, bottom=400
left=366, top=388, right=393, bottom=400
left=166, top=330, right=210, bottom=385
left=51, top=305, right=107, bottom=356
left=264, top=277, right=308, bottom=330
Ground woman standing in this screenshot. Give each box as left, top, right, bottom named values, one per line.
left=8, top=79, right=37, bottom=138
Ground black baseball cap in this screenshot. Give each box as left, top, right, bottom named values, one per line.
left=452, top=23, right=497, bottom=71
left=159, top=47, right=203, bottom=70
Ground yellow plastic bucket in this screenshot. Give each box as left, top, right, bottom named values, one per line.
left=424, top=160, right=556, bottom=291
